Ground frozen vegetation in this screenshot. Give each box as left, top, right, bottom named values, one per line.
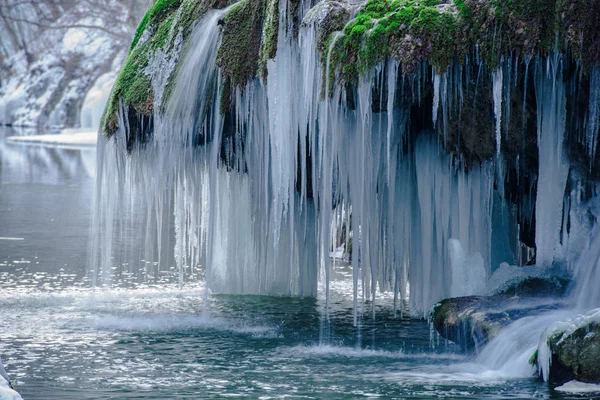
left=0, top=0, right=148, bottom=130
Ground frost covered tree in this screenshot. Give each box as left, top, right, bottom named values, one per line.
left=0, top=0, right=151, bottom=129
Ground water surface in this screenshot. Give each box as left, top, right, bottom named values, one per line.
left=0, top=128, right=590, bottom=399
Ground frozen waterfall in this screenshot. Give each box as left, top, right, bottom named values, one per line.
left=91, top=0, right=600, bottom=318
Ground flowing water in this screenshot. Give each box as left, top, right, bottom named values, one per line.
left=0, top=127, right=592, bottom=399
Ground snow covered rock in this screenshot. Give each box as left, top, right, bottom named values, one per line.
left=0, top=358, right=22, bottom=400
left=536, top=308, right=600, bottom=384
left=555, top=380, right=600, bottom=394
left=494, top=276, right=571, bottom=298
left=0, top=380, right=21, bottom=400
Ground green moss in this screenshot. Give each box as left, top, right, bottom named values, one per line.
left=325, top=0, right=459, bottom=84
left=216, top=0, right=266, bottom=88
left=103, top=0, right=186, bottom=135
left=131, top=0, right=182, bottom=52
left=102, top=42, right=153, bottom=135
left=324, top=0, right=582, bottom=86
left=258, top=0, right=279, bottom=78
left=529, top=349, right=538, bottom=365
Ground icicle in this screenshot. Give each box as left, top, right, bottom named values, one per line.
left=92, top=2, right=587, bottom=321
left=586, top=67, right=600, bottom=164
left=534, top=57, right=569, bottom=267
left=386, top=59, right=398, bottom=184
left=492, top=68, right=503, bottom=156
left=432, top=71, right=441, bottom=127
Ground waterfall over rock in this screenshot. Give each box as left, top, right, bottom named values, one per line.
left=92, top=0, right=600, bottom=318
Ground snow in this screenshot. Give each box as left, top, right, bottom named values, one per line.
left=0, top=384, right=21, bottom=400
left=555, top=380, right=600, bottom=394
left=7, top=129, right=97, bottom=148
left=0, top=358, right=21, bottom=400
left=0, top=3, right=131, bottom=130
left=62, top=28, right=88, bottom=52
left=485, top=262, right=569, bottom=295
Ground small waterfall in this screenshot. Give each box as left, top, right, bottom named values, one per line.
left=472, top=182, right=600, bottom=380
left=475, top=309, right=574, bottom=378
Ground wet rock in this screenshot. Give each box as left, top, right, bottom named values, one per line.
left=538, top=309, right=600, bottom=384
left=494, top=275, right=571, bottom=298
left=302, top=1, right=354, bottom=54
left=431, top=295, right=564, bottom=351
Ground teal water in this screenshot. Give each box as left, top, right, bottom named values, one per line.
left=0, top=281, right=569, bottom=400
left=0, top=128, right=589, bottom=399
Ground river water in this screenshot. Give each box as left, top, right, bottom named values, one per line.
left=0, top=127, right=589, bottom=399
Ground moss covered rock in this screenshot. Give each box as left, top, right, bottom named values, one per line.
left=102, top=0, right=237, bottom=137
left=216, top=0, right=267, bottom=88
left=325, top=0, right=600, bottom=85
left=102, top=0, right=600, bottom=142
left=536, top=309, right=600, bottom=384
left=431, top=295, right=564, bottom=350
left=494, top=276, right=571, bottom=298
left=548, top=323, right=600, bottom=383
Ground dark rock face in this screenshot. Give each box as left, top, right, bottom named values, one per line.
left=547, top=323, right=600, bottom=384
left=494, top=276, right=571, bottom=298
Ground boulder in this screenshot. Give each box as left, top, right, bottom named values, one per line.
left=431, top=295, right=564, bottom=351
left=494, top=275, right=571, bottom=298
left=537, top=308, right=600, bottom=384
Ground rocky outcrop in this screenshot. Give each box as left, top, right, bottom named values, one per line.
left=494, top=275, right=571, bottom=298
left=100, top=0, right=600, bottom=284
left=103, top=0, right=600, bottom=159
left=536, top=308, right=600, bottom=384
left=431, top=275, right=570, bottom=350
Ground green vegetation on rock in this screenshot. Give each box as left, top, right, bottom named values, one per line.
left=216, top=0, right=267, bottom=88
left=102, top=0, right=236, bottom=136
left=529, top=349, right=538, bottom=365
left=545, top=323, right=600, bottom=383
left=102, top=0, right=600, bottom=135
left=324, top=0, right=598, bottom=86
left=131, top=0, right=181, bottom=52
left=258, top=0, right=280, bottom=78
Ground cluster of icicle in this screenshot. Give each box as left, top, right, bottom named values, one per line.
left=91, top=0, right=600, bottom=318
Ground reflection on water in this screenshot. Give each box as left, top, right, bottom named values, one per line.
left=0, top=127, right=582, bottom=399
left=0, top=127, right=95, bottom=279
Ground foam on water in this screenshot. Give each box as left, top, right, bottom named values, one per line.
left=89, top=314, right=277, bottom=335
left=555, top=380, right=600, bottom=394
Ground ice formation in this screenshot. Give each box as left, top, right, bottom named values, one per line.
left=91, top=0, right=600, bottom=318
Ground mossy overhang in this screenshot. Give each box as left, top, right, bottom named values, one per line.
left=324, top=0, right=600, bottom=85
left=101, top=0, right=237, bottom=137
